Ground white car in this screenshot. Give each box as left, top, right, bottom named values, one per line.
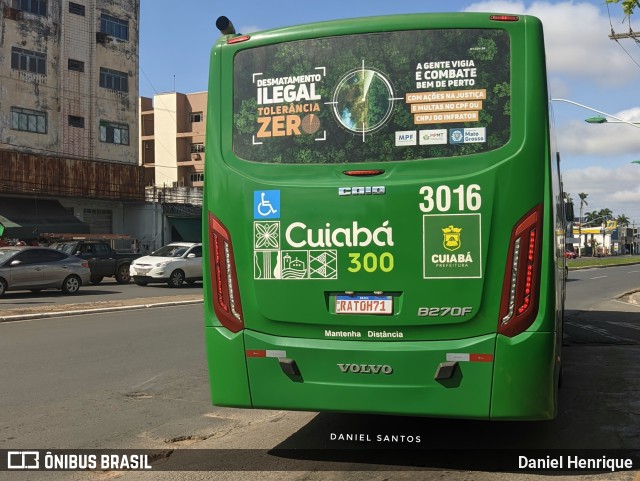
left=129, top=242, right=202, bottom=287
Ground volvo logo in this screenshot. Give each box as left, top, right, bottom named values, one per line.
left=338, top=363, right=393, bottom=374
left=338, top=186, right=386, bottom=196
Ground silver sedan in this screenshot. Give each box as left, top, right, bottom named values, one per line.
left=0, top=246, right=91, bottom=296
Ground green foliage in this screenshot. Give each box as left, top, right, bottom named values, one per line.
left=606, top=0, right=640, bottom=16
left=616, top=214, right=630, bottom=226
left=568, top=255, right=640, bottom=268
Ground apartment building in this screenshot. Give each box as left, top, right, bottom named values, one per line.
left=139, top=91, right=206, bottom=190
left=137, top=92, right=205, bottom=243
left=0, top=0, right=143, bottom=240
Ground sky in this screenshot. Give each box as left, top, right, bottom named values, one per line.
left=140, top=0, right=640, bottom=225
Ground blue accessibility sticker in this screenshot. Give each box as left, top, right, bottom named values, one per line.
left=254, top=190, right=280, bottom=219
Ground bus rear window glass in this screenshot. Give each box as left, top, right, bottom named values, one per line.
left=233, top=29, right=510, bottom=164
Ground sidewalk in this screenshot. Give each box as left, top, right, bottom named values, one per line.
left=0, top=293, right=203, bottom=322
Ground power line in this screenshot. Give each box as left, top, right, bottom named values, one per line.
left=607, top=3, right=640, bottom=70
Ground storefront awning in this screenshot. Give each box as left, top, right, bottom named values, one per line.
left=166, top=217, right=202, bottom=243
left=163, top=203, right=202, bottom=243
left=0, top=197, right=90, bottom=240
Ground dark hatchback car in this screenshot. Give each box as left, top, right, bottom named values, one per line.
left=0, top=246, right=91, bottom=297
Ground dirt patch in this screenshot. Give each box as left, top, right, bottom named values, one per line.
left=618, top=290, right=640, bottom=305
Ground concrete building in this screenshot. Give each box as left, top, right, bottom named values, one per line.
left=138, top=92, right=206, bottom=242
left=0, top=0, right=143, bottom=245
left=139, top=91, right=206, bottom=189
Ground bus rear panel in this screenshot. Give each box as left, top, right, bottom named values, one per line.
left=203, top=13, right=564, bottom=420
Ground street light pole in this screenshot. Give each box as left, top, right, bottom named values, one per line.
left=551, top=98, right=640, bottom=129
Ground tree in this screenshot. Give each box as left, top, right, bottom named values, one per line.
left=584, top=210, right=600, bottom=225
left=578, top=193, right=588, bottom=217
left=607, top=0, right=640, bottom=17
left=598, top=208, right=613, bottom=220
left=577, top=192, right=588, bottom=256
left=617, top=214, right=630, bottom=227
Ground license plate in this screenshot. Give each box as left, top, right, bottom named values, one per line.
left=335, top=295, right=393, bottom=315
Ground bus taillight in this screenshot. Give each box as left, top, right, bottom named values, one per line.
left=490, top=15, right=519, bottom=22
left=209, top=213, right=244, bottom=332
left=498, top=205, right=542, bottom=337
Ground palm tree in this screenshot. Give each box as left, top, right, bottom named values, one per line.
left=617, top=214, right=630, bottom=227
left=578, top=193, right=588, bottom=256
left=584, top=210, right=600, bottom=225
left=598, top=208, right=613, bottom=219
left=578, top=193, right=588, bottom=220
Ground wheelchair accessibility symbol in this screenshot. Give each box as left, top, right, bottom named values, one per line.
left=254, top=190, right=280, bottom=219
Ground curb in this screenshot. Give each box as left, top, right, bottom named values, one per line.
left=0, top=298, right=203, bottom=323
left=568, top=260, right=640, bottom=271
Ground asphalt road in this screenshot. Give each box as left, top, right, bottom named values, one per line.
left=1, top=269, right=639, bottom=480
left=0, top=305, right=210, bottom=450
left=566, top=264, right=640, bottom=345
left=567, top=263, right=640, bottom=311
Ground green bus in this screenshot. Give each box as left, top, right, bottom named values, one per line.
left=203, top=12, right=568, bottom=420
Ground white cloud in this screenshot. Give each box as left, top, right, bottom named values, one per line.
left=465, top=1, right=640, bottom=86
left=557, top=107, right=640, bottom=156
left=563, top=164, right=640, bottom=220
left=549, top=77, right=570, bottom=98
left=238, top=25, right=262, bottom=34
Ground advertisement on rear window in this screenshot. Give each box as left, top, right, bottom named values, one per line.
left=233, top=29, right=510, bottom=163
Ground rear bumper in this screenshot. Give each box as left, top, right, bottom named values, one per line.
left=205, top=327, right=558, bottom=420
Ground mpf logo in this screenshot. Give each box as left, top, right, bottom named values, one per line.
left=7, top=451, right=39, bottom=470
left=395, top=131, right=416, bottom=146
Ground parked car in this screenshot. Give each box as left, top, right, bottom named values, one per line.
left=564, top=250, right=578, bottom=259
left=57, top=240, right=141, bottom=284
left=0, top=246, right=90, bottom=297
left=130, top=242, right=202, bottom=287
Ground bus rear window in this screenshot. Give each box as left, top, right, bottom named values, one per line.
left=232, top=29, right=510, bottom=164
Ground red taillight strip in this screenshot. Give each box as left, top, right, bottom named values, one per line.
left=209, top=214, right=244, bottom=332
left=228, top=35, right=250, bottom=44
left=343, top=170, right=385, bottom=176
left=498, top=205, right=542, bottom=337
left=490, top=15, right=519, bottom=21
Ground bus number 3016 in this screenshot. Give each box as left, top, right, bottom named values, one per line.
left=419, top=184, right=482, bottom=213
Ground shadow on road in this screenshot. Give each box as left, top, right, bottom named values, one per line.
left=264, top=308, right=640, bottom=471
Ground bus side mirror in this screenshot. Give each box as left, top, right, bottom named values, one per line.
left=565, top=202, right=575, bottom=222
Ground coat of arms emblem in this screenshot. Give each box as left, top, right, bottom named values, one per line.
left=442, top=225, right=462, bottom=251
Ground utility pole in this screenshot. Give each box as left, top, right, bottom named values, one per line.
left=609, top=30, right=640, bottom=40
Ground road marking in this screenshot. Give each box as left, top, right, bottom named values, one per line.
left=627, top=270, right=639, bottom=273
left=589, top=275, right=608, bottom=280
left=607, top=321, right=640, bottom=331
left=565, top=321, right=636, bottom=343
